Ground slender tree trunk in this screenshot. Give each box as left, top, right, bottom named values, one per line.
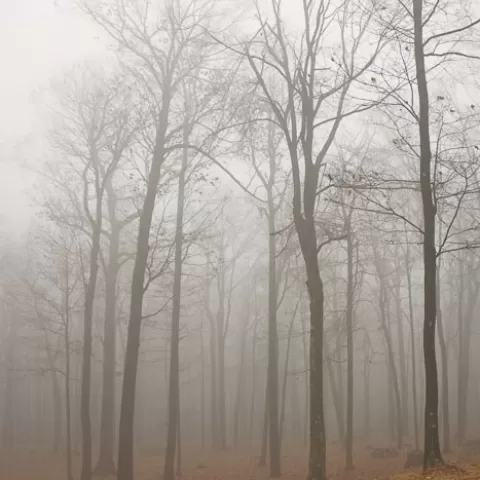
left=259, top=376, right=269, bottom=466
left=64, top=302, right=74, bottom=480
left=406, top=250, right=420, bottom=450
left=80, top=219, right=102, bottom=480
left=249, top=313, right=259, bottom=444
left=2, top=317, right=14, bottom=450
left=325, top=343, right=345, bottom=448
left=267, top=191, right=281, bottom=477
left=94, top=219, right=120, bottom=476
left=208, top=304, right=218, bottom=448
left=436, top=250, right=450, bottom=453
left=413, top=0, right=443, bottom=468
left=217, top=332, right=227, bottom=449
left=363, top=341, right=371, bottom=439
left=394, top=277, right=408, bottom=436
left=233, top=321, right=248, bottom=448
left=377, top=266, right=403, bottom=449
left=345, top=226, right=354, bottom=470
left=117, top=102, right=170, bottom=480
left=164, top=133, right=188, bottom=480
left=44, top=331, right=62, bottom=453
left=280, top=301, right=299, bottom=446
left=201, top=318, right=205, bottom=450
left=457, top=262, right=466, bottom=445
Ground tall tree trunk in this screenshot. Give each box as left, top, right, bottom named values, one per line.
left=164, top=133, right=188, bottom=480
left=457, top=263, right=479, bottom=445
left=295, top=201, right=326, bottom=480
left=259, top=377, right=269, bottom=467
left=2, top=315, right=14, bottom=450
left=44, top=331, right=62, bottom=453
left=233, top=319, right=248, bottom=448
left=117, top=102, right=170, bottom=480
left=457, top=262, right=466, bottom=445
left=267, top=189, right=281, bottom=477
left=63, top=288, right=74, bottom=480
left=208, top=300, right=218, bottom=448
left=280, top=300, right=299, bottom=447
left=436, top=249, right=450, bottom=453
left=325, top=342, right=346, bottom=448
left=249, top=313, right=259, bottom=444
left=377, top=264, right=403, bottom=449
left=363, top=338, right=371, bottom=439
left=94, top=219, right=120, bottom=476
left=345, top=226, right=354, bottom=470
left=201, top=317, right=205, bottom=450
left=394, top=276, right=408, bottom=436
left=405, top=248, right=420, bottom=450
left=413, top=0, right=443, bottom=468
left=80, top=216, right=102, bottom=480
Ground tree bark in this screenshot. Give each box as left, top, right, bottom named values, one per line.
left=80, top=205, right=102, bottom=480
left=117, top=99, right=171, bottom=480
left=345, top=226, right=354, bottom=470
left=164, top=130, right=188, bottom=480
left=267, top=185, right=281, bottom=477
left=405, top=247, right=420, bottom=451
left=413, top=0, right=443, bottom=468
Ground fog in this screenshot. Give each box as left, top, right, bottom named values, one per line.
left=1, top=1, right=480, bottom=480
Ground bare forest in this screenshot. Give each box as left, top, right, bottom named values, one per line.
left=2, top=1, right=480, bottom=480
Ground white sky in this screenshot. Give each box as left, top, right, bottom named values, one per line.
left=0, top=0, right=102, bottom=238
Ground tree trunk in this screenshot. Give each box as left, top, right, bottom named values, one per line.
left=258, top=377, right=269, bottom=466
left=406, top=249, right=420, bottom=450
left=80, top=218, right=102, bottom=480
left=208, top=299, right=218, bottom=448
left=280, top=300, right=299, bottom=447
left=117, top=103, right=170, bottom=480
left=325, top=342, right=346, bottom=448
left=44, top=331, right=62, bottom=453
left=233, top=319, right=248, bottom=448
left=249, top=313, right=259, bottom=444
left=94, top=221, right=120, bottom=476
left=2, top=315, right=14, bottom=450
left=164, top=133, right=188, bottom=480
left=64, top=290, right=74, bottom=480
left=436, top=252, right=450, bottom=453
left=345, top=226, right=354, bottom=470
left=394, top=276, right=408, bottom=436
left=295, top=206, right=326, bottom=480
left=267, top=190, right=281, bottom=477
left=413, top=0, right=443, bottom=468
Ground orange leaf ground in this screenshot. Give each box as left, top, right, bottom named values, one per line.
left=1, top=446, right=479, bottom=480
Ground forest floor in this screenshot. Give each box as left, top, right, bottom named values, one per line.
left=1, top=446, right=480, bottom=480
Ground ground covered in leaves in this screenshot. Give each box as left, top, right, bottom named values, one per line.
left=1, top=446, right=479, bottom=480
